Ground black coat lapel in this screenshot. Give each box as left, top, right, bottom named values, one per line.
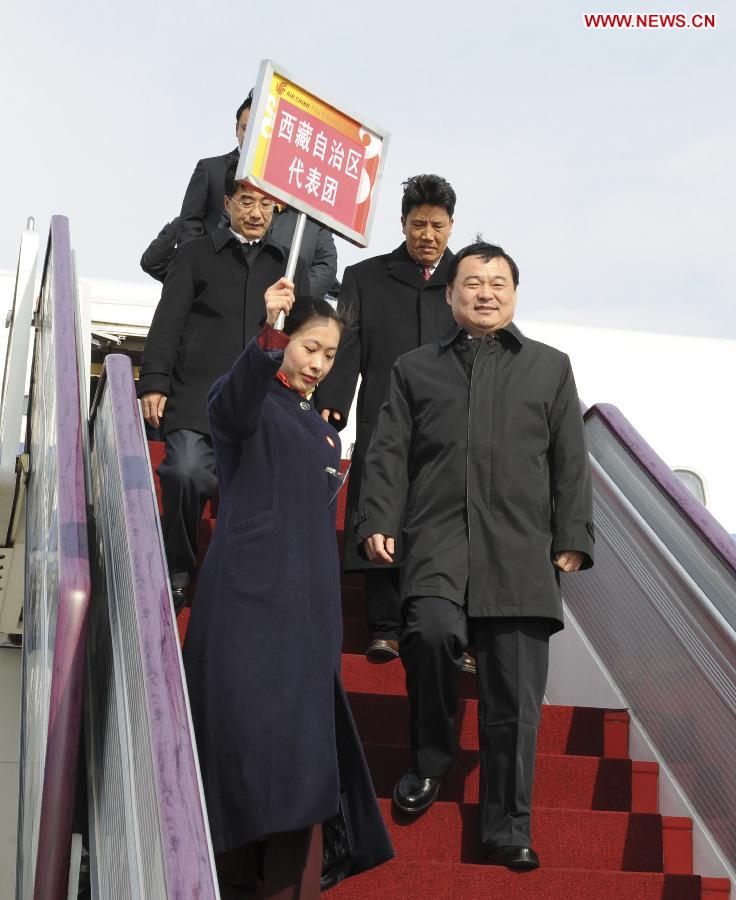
left=385, top=243, right=426, bottom=291
left=385, top=244, right=453, bottom=291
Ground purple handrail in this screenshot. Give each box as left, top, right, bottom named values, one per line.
left=95, top=353, right=218, bottom=895
left=585, top=403, right=736, bottom=579
left=28, top=216, right=91, bottom=898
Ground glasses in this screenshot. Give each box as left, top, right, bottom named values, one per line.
left=228, top=195, right=275, bottom=212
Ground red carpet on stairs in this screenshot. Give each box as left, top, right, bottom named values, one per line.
left=145, top=442, right=730, bottom=900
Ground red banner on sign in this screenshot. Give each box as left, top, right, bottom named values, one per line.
left=265, top=99, right=364, bottom=230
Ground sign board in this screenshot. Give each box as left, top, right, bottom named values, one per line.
left=237, top=60, right=389, bottom=248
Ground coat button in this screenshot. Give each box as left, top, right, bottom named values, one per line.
left=300, top=401, right=310, bottom=410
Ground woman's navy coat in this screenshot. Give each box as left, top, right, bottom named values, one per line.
left=182, top=333, right=391, bottom=875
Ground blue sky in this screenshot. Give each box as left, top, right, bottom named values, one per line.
left=2, top=0, right=734, bottom=337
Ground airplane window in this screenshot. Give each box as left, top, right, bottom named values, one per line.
left=673, top=468, right=708, bottom=507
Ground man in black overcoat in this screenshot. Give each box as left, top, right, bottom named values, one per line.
left=177, top=92, right=338, bottom=298
left=138, top=158, right=310, bottom=604
left=318, top=174, right=475, bottom=671
left=357, top=241, right=595, bottom=870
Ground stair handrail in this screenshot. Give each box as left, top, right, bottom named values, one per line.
left=585, top=403, right=736, bottom=578
left=551, top=401, right=736, bottom=878
left=16, top=215, right=91, bottom=900
left=85, top=353, right=219, bottom=898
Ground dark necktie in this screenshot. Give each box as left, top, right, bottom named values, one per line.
left=242, top=241, right=261, bottom=265
left=422, top=265, right=431, bottom=281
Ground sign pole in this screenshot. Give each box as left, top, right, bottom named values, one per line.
left=275, top=211, right=308, bottom=331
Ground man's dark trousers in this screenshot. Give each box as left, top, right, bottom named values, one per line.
left=364, top=569, right=401, bottom=641
left=399, top=596, right=550, bottom=852
left=158, top=429, right=217, bottom=588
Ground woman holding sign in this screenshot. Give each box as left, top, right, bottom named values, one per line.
left=183, top=278, right=392, bottom=898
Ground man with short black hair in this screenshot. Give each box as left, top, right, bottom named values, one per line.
left=357, top=241, right=595, bottom=870
left=318, top=174, right=474, bottom=669
left=139, top=158, right=310, bottom=606
left=177, top=95, right=254, bottom=244
left=177, top=93, right=338, bottom=298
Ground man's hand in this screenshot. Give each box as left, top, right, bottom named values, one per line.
left=364, top=533, right=395, bottom=564
left=264, top=277, right=295, bottom=326
left=554, top=550, right=585, bottom=573
left=320, top=409, right=342, bottom=424
left=141, top=392, right=167, bottom=428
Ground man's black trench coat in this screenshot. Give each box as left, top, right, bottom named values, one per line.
left=355, top=323, right=595, bottom=629
left=316, top=242, right=455, bottom=570
left=177, top=147, right=339, bottom=298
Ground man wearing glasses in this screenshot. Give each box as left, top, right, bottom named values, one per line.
left=138, top=157, right=310, bottom=607
left=177, top=92, right=338, bottom=299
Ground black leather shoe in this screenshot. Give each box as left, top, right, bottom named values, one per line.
left=171, top=587, right=187, bottom=614
left=461, top=652, right=476, bottom=675
left=393, top=771, right=443, bottom=815
left=484, top=845, right=540, bottom=870
left=366, top=638, right=400, bottom=661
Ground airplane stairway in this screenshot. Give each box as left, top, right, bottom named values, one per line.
left=147, top=439, right=732, bottom=899
left=9, top=216, right=733, bottom=897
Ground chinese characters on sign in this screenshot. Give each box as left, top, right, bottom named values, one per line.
left=266, top=100, right=365, bottom=223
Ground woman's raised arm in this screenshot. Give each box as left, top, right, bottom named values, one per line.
left=207, top=277, right=296, bottom=441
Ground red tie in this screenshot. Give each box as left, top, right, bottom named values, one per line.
left=422, top=265, right=431, bottom=281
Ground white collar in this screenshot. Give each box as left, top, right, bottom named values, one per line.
left=230, top=228, right=262, bottom=246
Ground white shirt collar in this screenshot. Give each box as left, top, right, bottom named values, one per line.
left=229, top=228, right=262, bottom=246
